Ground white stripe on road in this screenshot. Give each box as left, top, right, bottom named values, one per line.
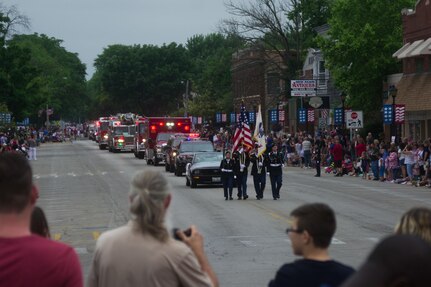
left=240, top=240, right=257, bottom=247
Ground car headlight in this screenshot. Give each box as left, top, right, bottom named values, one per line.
left=172, top=152, right=177, bottom=157
left=193, top=169, right=200, bottom=175
left=103, top=134, right=108, bottom=139
left=141, top=139, right=146, bottom=143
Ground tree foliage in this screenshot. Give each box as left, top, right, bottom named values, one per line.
left=0, top=5, right=88, bottom=124
left=318, top=0, right=415, bottom=119
left=90, top=43, right=190, bottom=117
left=222, top=0, right=333, bottom=81
left=186, top=33, right=244, bottom=117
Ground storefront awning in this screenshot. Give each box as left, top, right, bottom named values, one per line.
left=393, top=38, right=431, bottom=59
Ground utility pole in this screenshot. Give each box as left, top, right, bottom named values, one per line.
left=184, top=80, right=189, bottom=117
left=46, top=104, right=50, bottom=127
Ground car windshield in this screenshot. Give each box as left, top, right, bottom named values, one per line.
left=173, top=138, right=186, bottom=147
left=128, top=126, right=136, bottom=135
left=180, top=142, right=213, bottom=152
left=157, top=133, right=173, bottom=142
left=194, top=153, right=223, bottom=163
left=113, top=126, right=130, bottom=135
left=100, top=122, right=109, bottom=131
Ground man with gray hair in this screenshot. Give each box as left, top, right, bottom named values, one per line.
left=87, top=170, right=219, bottom=287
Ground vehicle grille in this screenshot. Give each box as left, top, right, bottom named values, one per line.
left=198, top=169, right=221, bottom=175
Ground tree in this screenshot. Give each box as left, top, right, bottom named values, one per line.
left=0, top=4, right=30, bottom=40
left=9, top=33, right=88, bottom=122
left=91, top=43, right=190, bottom=117
left=186, top=33, right=244, bottom=117
left=222, top=0, right=333, bottom=82
left=318, top=0, right=415, bottom=121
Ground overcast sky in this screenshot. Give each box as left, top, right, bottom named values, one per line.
left=2, top=0, right=233, bottom=78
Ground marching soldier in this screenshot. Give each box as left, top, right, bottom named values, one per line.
left=250, top=144, right=267, bottom=200
left=233, top=146, right=250, bottom=200
left=220, top=150, right=235, bottom=200
left=267, top=144, right=284, bottom=200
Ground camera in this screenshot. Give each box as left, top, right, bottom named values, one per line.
left=172, top=228, right=192, bottom=241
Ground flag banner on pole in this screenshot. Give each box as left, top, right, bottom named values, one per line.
left=279, top=110, right=285, bottom=121
left=236, top=113, right=240, bottom=122
left=395, top=104, right=405, bottom=124
left=307, top=109, right=315, bottom=123
left=298, top=108, right=307, bottom=124
left=383, top=105, right=393, bottom=124
left=230, top=112, right=236, bottom=123
left=253, top=105, right=266, bottom=156
left=221, top=113, right=227, bottom=122
left=232, top=102, right=253, bottom=153
left=198, top=117, right=202, bottom=124
left=248, top=111, right=256, bottom=123
left=334, top=108, right=343, bottom=125
left=269, top=109, right=278, bottom=123
left=216, top=113, right=222, bottom=123
left=320, top=109, right=328, bottom=119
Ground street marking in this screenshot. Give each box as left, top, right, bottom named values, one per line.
left=331, top=238, right=346, bottom=245
left=240, top=240, right=257, bottom=247
left=67, top=172, right=77, bottom=177
left=86, top=172, right=94, bottom=176
left=101, top=171, right=107, bottom=175
left=53, top=233, right=62, bottom=241
left=92, top=231, right=101, bottom=240
left=74, top=247, right=88, bottom=254
left=49, top=173, right=58, bottom=178
left=119, top=171, right=124, bottom=174
left=34, top=175, right=40, bottom=179
left=366, top=237, right=379, bottom=242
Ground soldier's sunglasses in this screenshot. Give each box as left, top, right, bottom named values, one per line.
left=286, top=228, right=303, bottom=234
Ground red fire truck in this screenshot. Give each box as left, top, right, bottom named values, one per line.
left=96, top=117, right=110, bottom=150
left=107, top=114, right=136, bottom=153
left=134, top=117, right=191, bottom=165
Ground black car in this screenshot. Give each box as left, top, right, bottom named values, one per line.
left=164, top=137, right=186, bottom=172
left=174, top=140, right=214, bottom=176
left=185, top=152, right=224, bottom=188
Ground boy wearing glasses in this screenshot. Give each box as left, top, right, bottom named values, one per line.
left=268, top=203, right=354, bottom=287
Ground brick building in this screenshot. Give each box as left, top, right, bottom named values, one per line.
left=231, top=48, right=286, bottom=132
left=391, top=0, right=431, bottom=140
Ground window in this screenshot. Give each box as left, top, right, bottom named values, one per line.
left=266, top=73, right=280, bottom=95
left=308, top=57, right=314, bottom=65
left=415, top=58, right=424, bottom=73
left=318, top=61, right=326, bottom=86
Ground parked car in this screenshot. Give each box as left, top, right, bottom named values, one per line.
left=185, top=152, right=223, bottom=188
left=164, top=136, right=187, bottom=172
left=174, top=140, right=214, bottom=176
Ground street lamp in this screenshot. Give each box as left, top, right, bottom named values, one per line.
left=181, top=80, right=189, bottom=117
left=389, top=85, right=397, bottom=144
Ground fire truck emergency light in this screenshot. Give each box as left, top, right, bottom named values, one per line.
left=166, top=122, right=174, bottom=127
left=177, top=122, right=182, bottom=126
left=150, top=125, right=156, bottom=133
left=159, top=122, right=164, bottom=126
left=184, top=126, right=190, bottom=131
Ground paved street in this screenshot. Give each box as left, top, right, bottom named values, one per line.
left=31, top=140, right=431, bottom=287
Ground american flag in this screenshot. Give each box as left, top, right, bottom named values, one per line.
left=307, top=108, right=315, bottom=123
left=320, top=109, right=328, bottom=119
left=232, top=103, right=253, bottom=152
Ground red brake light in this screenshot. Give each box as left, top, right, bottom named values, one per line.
left=151, top=125, right=156, bottom=133
left=159, top=122, right=164, bottom=126
left=184, top=126, right=190, bottom=131
left=177, top=122, right=182, bottom=126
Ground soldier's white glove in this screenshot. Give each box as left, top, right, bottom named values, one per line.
left=258, top=162, right=263, bottom=167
